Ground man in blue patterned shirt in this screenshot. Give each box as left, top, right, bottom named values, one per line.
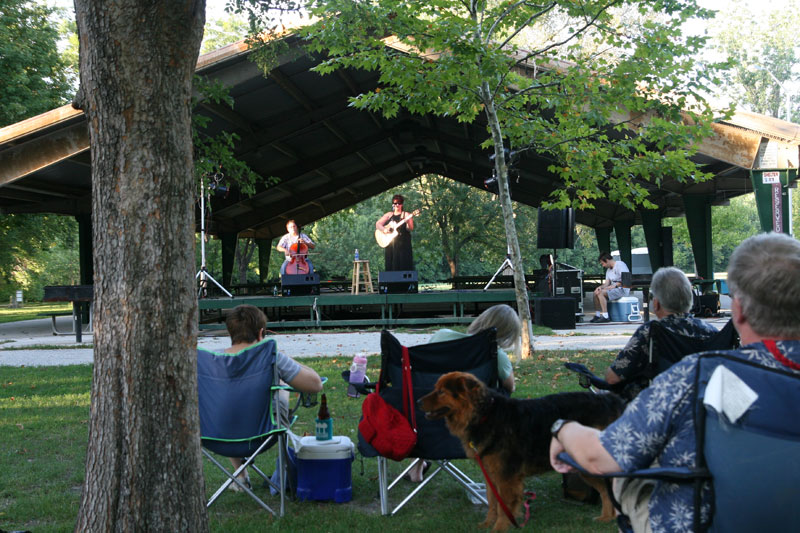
left=550, top=233, right=800, bottom=533
left=604, top=266, right=718, bottom=400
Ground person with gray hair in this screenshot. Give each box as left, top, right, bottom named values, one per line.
left=550, top=233, right=800, bottom=533
left=603, top=266, right=718, bottom=399
left=404, top=304, right=520, bottom=482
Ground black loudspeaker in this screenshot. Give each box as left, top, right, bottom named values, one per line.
left=533, top=297, right=576, bottom=330
left=281, top=273, right=320, bottom=296
left=661, top=226, right=674, bottom=266
left=537, top=208, right=575, bottom=249
left=378, top=271, right=418, bottom=294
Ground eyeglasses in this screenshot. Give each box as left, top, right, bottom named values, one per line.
left=392, top=202, right=402, bottom=205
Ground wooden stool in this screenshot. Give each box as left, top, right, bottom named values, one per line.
left=351, top=260, right=374, bottom=294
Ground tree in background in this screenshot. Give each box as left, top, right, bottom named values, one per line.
left=0, top=0, right=72, bottom=127
left=201, top=12, right=251, bottom=53
left=0, top=214, right=79, bottom=301
left=72, top=0, right=208, bottom=529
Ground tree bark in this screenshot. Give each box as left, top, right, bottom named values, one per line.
left=480, top=81, right=535, bottom=360
left=73, top=1, right=208, bottom=531
left=236, top=236, right=257, bottom=284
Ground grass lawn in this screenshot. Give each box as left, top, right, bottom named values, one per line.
left=0, top=303, right=72, bottom=324
left=0, top=349, right=618, bottom=532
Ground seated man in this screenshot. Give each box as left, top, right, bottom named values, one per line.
left=217, top=304, right=323, bottom=490
left=604, top=266, right=718, bottom=399
left=550, top=233, right=800, bottom=533
left=592, top=251, right=630, bottom=323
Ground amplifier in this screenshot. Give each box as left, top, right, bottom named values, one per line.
left=378, top=271, right=418, bottom=294
left=533, top=297, right=576, bottom=330
left=281, top=273, right=320, bottom=296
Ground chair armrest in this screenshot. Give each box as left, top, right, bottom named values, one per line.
left=564, top=362, right=619, bottom=391
left=557, top=452, right=709, bottom=482
left=341, top=370, right=377, bottom=395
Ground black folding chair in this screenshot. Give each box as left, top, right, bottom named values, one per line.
left=356, top=328, right=501, bottom=515
left=566, top=319, right=739, bottom=401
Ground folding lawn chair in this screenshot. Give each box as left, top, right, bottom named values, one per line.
left=559, top=350, right=800, bottom=532
left=197, top=339, right=288, bottom=516
left=357, top=328, right=501, bottom=516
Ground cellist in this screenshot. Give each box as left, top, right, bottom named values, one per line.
left=276, top=219, right=316, bottom=275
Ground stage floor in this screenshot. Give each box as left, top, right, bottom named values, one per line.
left=198, top=288, right=534, bottom=330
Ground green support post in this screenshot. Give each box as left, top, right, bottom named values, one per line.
left=76, top=214, right=93, bottom=325
left=76, top=214, right=93, bottom=285
left=682, top=195, right=713, bottom=282
left=257, top=238, right=272, bottom=283
left=595, top=227, right=612, bottom=256
left=640, top=210, right=664, bottom=272
left=220, top=232, right=237, bottom=288
left=613, top=220, right=633, bottom=271
left=750, top=169, right=797, bottom=235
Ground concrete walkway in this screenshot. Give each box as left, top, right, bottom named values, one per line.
left=0, top=315, right=733, bottom=367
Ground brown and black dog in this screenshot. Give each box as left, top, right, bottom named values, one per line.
left=419, top=371, right=624, bottom=532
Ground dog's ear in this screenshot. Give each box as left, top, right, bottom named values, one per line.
left=462, top=374, right=484, bottom=398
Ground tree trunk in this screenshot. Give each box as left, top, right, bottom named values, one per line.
left=73, top=1, right=208, bottom=531
left=480, top=82, right=535, bottom=360
left=236, top=236, right=256, bottom=284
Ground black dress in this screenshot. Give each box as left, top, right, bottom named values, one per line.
left=385, top=213, right=413, bottom=271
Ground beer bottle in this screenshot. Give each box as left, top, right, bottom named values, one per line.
left=315, top=393, right=333, bottom=440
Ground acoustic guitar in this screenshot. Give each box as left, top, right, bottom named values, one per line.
left=375, top=209, right=420, bottom=248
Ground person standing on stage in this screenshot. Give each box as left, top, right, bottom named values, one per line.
left=376, top=194, right=415, bottom=271
left=276, top=219, right=315, bottom=275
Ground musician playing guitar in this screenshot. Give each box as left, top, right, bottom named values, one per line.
left=277, top=219, right=316, bottom=275
left=375, top=194, right=417, bottom=271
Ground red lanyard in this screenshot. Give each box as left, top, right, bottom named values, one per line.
left=763, top=340, right=800, bottom=371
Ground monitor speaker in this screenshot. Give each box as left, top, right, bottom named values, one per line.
left=280, top=273, right=320, bottom=296
left=537, top=208, right=575, bottom=249
left=378, top=271, right=418, bottom=294
left=533, top=297, right=576, bottom=330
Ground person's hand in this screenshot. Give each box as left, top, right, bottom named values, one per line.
left=383, top=227, right=391, bottom=234
left=549, top=437, right=576, bottom=474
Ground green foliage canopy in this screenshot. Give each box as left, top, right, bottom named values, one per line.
left=297, top=0, right=729, bottom=211
left=0, top=0, right=73, bottom=127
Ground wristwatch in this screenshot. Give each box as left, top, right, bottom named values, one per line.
left=551, top=418, right=572, bottom=439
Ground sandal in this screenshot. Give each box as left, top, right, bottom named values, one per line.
left=403, top=461, right=431, bottom=482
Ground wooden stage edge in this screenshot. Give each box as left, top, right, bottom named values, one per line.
left=198, top=288, right=535, bottom=330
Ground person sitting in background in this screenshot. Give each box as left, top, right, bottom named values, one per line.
left=550, top=232, right=800, bottom=533
left=604, top=266, right=718, bottom=399
left=406, top=304, right=520, bottom=482
left=592, top=251, right=630, bottom=323
left=218, top=305, right=322, bottom=491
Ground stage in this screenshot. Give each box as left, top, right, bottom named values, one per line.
left=198, top=288, right=531, bottom=330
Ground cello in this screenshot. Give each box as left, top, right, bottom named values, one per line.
left=286, top=239, right=311, bottom=274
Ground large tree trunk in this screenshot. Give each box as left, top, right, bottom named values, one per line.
left=480, top=82, right=535, bottom=360
left=73, top=1, right=208, bottom=531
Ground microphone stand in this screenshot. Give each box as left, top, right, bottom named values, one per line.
left=484, top=246, right=514, bottom=291
left=196, top=181, right=233, bottom=299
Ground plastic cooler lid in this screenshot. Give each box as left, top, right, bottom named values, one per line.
left=297, top=435, right=354, bottom=460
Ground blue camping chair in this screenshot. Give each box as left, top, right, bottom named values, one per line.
left=559, top=351, right=800, bottom=532
left=357, top=329, right=501, bottom=516
left=198, top=339, right=288, bottom=516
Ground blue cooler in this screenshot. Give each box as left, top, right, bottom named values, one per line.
left=295, top=435, right=354, bottom=502
left=608, top=296, right=642, bottom=322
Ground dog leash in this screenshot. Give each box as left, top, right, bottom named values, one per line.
left=470, top=442, right=536, bottom=528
